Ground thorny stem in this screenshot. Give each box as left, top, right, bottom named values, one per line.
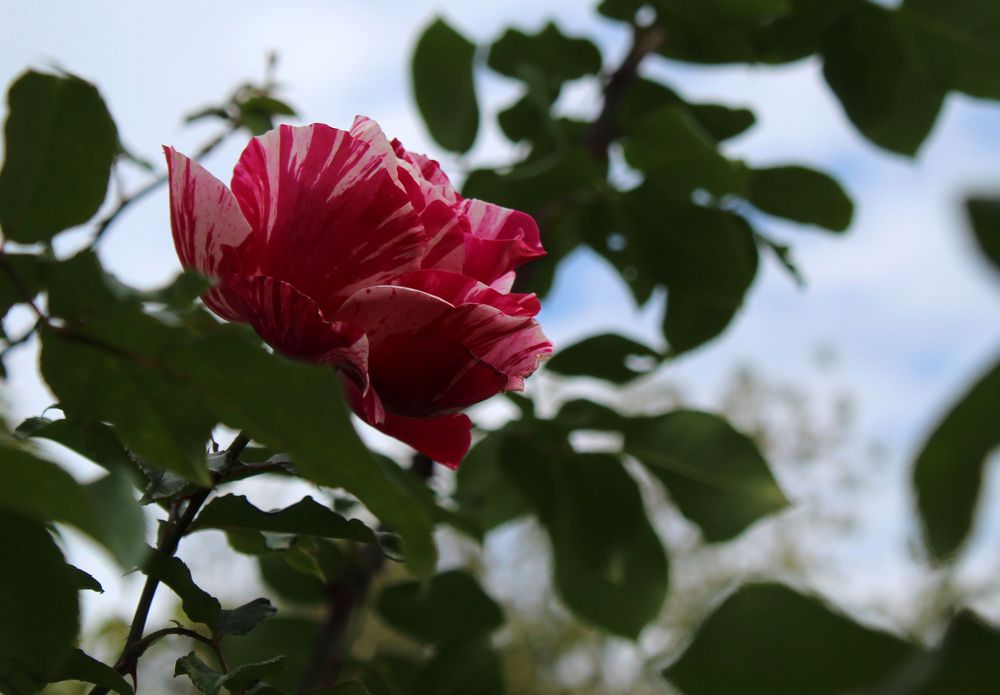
left=89, top=432, right=251, bottom=694
left=298, top=453, right=435, bottom=691
left=91, top=124, right=238, bottom=244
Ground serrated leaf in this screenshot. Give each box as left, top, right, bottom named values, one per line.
left=663, top=583, right=913, bottom=695
left=967, top=197, right=1000, bottom=272
left=748, top=165, right=854, bottom=231
left=412, top=18, right=479, bottom=153
left=0, top=512, right=79, bottom=691
left=0, top=445, right=146, bottom=566
left=0, top=71, right=118, bottom=242
left=223, top=656, right=286, bottom=691
left=174, top=652, right=224, bottom=695
left=914, top=357, right=1000, bottom=561
left=822, top=2, right=945, bottom=155
left=214, top=598, right=277, bottom=637
left=52, top=648, right=133, bottom=695
left=546, top=333, right=660, bottom=383
left=377, top=570, right=503, bottom=644
left=190, top=495, right=378, bottom=545
left=625, top=410, right=786, bottom=541
left=143, top=549, right=221, bottom=627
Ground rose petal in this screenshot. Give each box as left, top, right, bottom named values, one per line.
left=215, top=274, right=370, bottom=389
left=230, top=123, right=426, bottom=313
left=459, top=199, right=545, bottom=284
left=377, top=411, right=472, bottom=469
left=390, top=137, right=460, bottom=206
left=164, top=147, right=257, bottom=280
left=391, top=269, right=540, bottom=317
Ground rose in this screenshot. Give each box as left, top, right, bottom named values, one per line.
left=165, top=116, right=551, bottom=467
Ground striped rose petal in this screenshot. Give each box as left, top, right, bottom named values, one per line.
left=230, top=123, right=426, bottom=313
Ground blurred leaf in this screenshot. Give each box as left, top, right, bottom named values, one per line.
left=907, top=612, right=1000, bottom=694
left=503, top=432, right=668, bottom=638
left=546, top=332, right=661, bottom=383
left=143, top=549, right=221, bottom=627
left=68, top=565, right=104, bottom=593
left=14, top=415, right=137, bottom=477
left=967, top=197, right=1000, bottom=271
left=215, top=598, right=277, bottom=637
left=454, top=428, right=531, bottom=533
left=52, top=648, right=133, bottom=695
left=0, top=70, right=117, bottom=242
left=898, top=0, right=1000, bottom=100
left=0, top=254, right=45, bottom=320
left=257, top=554, right=326, bottom=605
left=238, top=95, right=297, bottom=136
left=323, top=683, right=371, bottom=695
left=749, top=165, right=853, bottom=231
left=554, top=399, right=628, bottom=431
left=377, top=570, right=503, bottom=644
left=137, top=271, right=213, bottom=310
left=822, top=2, right=944, bottom=155
left=361, top=656, right=421, bottom=695
left=223, top=617, right=321, bottom=693
left=190, top=494, right=378, bottom=545
left=0, top=445, right=146, bottom=565
left=0, top=512, right=79, bottom=692
left=664, top=584, right=913, bottom=694
left=618, top=79, right=756, bottom=143
left=412, top=17, right=479, bottom=153
left=415, top=638, right=504, bottom=695
left=623, top=106, right=747, bottom=196
left=488, top=22, right=601, bottom=86
left=914, top=357, right=1000, bottom=560
left=625, top=410, right=786, bottom=541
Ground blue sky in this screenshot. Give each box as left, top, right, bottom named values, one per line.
left=3, top=0, right=1000, bottom=648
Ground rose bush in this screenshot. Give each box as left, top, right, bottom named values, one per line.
left=165, top=116, right=551, bottom=467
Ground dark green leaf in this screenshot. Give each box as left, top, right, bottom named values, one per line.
left=503, top=433, right=668, bottom=638
left=223, top=656, right=286, bottom=691
left=214, top=598, right=277, bottom=637
left=190, top=494, right=378, bottom=545
left=454, top=429, right=531, bottom=533
left=322, top=683, right=371, bottom=695
left=143, top=549, right=221, bottom=627
left=0, top=71, right=117, bottom=242
left=416, top=638, right=504, bottom=695
left=967, top=197, right=1000, bottom=272
left=68, top=565, right=104, bottom=593
left=898, top=0, right=1000, bottom=100
left=174, top=652, right=224, bottom=695
left=412, top=18, right=479, bottom=153
left=0, top=445, right=146, bottom=565
left=822, top=2, right=945, bottom=155
left=553, top=399, right=627, bottom=432
left=257, top=554, right=326, bottom=605
left=749, top=165, right=853, bottom=231
left=52, top=648, right=133, bottom=695
left=618, top=79, right=756, bottom=143
left=14, top=415, right=136, bottom=477
left=488, top=22, right=601, bottom=85
left=914, top=357, right=1000, bottom=560
left=625, top=410, right=786, bottom=541
left=623, top=106, right=747, bottom=196
left=0, top=254, right=45, bottom=320
left=546, top=333, right=660, bottom=383
left=907, top=612, right=1000, bottom=694
left=0, top=512, right=79, bottom=691
left=664, top=583, right=913, bottom=695
left=377, top=570, right=503, bottom=644
left=223, top=618, right=321, bottom=693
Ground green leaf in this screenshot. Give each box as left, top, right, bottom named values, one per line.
left=174, top=652, right=224, bottom=695
left=0, top=512, right=79, bottom=691
left=618, top=79, right=756, bottom=143
left=748, top=165, right=854, bottom=231
left=412, top=18, right=479, bottom=153
left=190, top=495, right=379, bottom=547
left=257, top=554, right=326, bottom=605
left=68, top=565, right=104, bottom=593
left=907, top=612, right=1000, bottom=694
left=222, top=618, right=321, bottom=693
left=223, top=656, right=286, bottom=691
left=553, top=399, right=627, bottom=432
left=488, top=22, right=601, bottom=85
left=503, top=433, right=668, bottom=638
left=546, top=333, right=661, bottom=383
left=14, top=415, right=136, bottom=477
left=377, top=570, right=503, bottom=644
left=625, top=410, right=786, bottom=541
left=967, top=197, right=1000, bottom=272
left=323, top=683, right=371, bottom=695
left=0, top=253, right=45, bottom=320
left=663, top=583, right=913, bottom=695
left=142, top=549, right=221, bottom=627
left=914, top=357, right=1000, bottom=560
left=0, top=71, right=117, bottom=242
left=52, top=648, right=134, bottom=695
left=623, top=106, right=746, bottom=196
left=454, top=429, right=531, bottom=533
left=214, top=598, right=277, bottom=637
left=898, top=0, right=1000, bottom=100
left=0, top=445, right=146, bottom=565
left=415, top=638, right=504, bottom=695
left=822, top=2, right=945, bottom=155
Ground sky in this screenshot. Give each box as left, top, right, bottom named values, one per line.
left=2, top=0, right=1000, bottom=661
